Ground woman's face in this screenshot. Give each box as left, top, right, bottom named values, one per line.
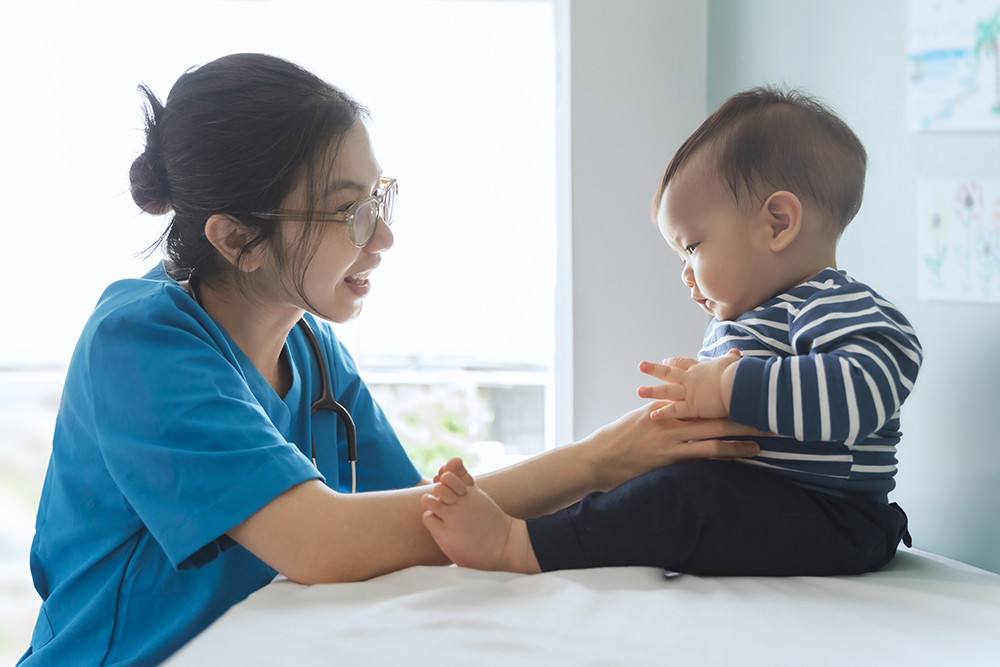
left=265, top=123, right=393, bottom=323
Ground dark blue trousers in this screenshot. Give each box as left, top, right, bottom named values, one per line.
left=526, top=460, right=911, bottom=576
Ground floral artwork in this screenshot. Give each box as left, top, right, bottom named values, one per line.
left=908, top=0, right=1000, bottom=131
left=917, top=179, right=1000, bottom=302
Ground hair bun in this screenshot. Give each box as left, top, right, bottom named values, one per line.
left=130, top=151, right=172, bottom=215
left=131, top=83, right=172, bottom=215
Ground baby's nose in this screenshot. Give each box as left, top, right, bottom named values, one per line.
left=680, top=263, right=695, bottom=288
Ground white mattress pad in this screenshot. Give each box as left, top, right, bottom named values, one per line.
left=166, top=548, right=1000, bottom=666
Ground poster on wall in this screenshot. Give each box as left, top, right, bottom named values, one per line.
left=908, top=0, right=1000, bottom=131
left=917, top=179, right=1000, bottom=302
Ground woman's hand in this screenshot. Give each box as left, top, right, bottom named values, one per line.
left=578, top=402, right=762, bottom=492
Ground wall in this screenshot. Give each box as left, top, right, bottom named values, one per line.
left=568, top=0, right=709, bottom=440
left=708, top=0, right=1000, bottom=572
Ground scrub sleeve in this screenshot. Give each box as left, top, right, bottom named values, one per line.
left=89, top=283, right=323, bottom=569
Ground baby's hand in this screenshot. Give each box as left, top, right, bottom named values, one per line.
left=637, top=350, right=741, bottom=420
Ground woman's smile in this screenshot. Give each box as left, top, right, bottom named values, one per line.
left=344, top=262, right=379, bottom=295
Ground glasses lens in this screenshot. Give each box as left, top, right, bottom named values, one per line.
left=381, top=181, right=396, bottom=225
left=352, top=200, right=379, bottom=246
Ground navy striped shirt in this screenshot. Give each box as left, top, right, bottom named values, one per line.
left=699, top=269, right=923, bottom=501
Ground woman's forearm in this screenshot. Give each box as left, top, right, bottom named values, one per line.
left=229, top=442, right=607, bottom=584
left=476, top=440, right=602, bottom=519
left=229, top=406, right=761, bottom=584
left=229, top=480, right=450, bottom=585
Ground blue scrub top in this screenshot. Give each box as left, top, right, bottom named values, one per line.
left=19, top=263, right=421, bottom=667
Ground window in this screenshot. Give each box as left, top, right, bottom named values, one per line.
left=327, top=1, right=558, bottom=474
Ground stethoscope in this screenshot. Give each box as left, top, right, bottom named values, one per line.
left=297, top=316, right=358, bottom=494
left=188, top=275, right=358, bottom=493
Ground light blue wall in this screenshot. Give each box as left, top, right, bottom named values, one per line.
left=708, top=0, right=1000, bottom=573
left=568, top=1, right=709, bottom=440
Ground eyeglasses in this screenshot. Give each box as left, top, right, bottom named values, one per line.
left=253, top=177, right=397, bottom=248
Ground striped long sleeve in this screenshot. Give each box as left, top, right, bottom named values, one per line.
left=699, top=269, right=923, bottom=499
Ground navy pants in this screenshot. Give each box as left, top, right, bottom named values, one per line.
left=526, top=460, right=911, bottom=576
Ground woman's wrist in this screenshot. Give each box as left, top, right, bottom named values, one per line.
left=572, top=427, right=617, bottom=493
left=719, top=357, right=739, bottom=414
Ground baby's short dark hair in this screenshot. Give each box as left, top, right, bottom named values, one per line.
left=653, top=86, right=867, bottom=234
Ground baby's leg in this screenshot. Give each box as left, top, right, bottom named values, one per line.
left=421, top=458, right=541, bottom=574
left=524, top=459, right=906, bottom=575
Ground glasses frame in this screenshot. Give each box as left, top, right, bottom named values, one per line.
left=252, top=177, right=397, bottom=248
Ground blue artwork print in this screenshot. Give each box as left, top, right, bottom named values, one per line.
left=918, top=179, right=1000, bottom=302
left=908, top=0, right=1000, bottom=131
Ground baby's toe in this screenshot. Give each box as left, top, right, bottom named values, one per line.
left=433, top=480, right=460, bottom=504
left=421, top=493, right=448, bottom=517
left=440, top=457, right=476, bottom=486
left=439, top=471, right=469, bottom=496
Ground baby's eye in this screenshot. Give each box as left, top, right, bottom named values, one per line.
left=685, top=243, right=700, bottom=254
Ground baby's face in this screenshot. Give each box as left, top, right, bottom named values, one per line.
left=656, top=153, right=778, bottom=322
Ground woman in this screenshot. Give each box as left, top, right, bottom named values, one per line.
left=20, top=53, right=759, bottom=667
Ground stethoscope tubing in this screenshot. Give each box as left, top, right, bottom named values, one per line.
left=188, top=274, right=357, bottom=493
left=297, top=317, right=358, bottom=493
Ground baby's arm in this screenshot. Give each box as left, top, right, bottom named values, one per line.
left=637, top=350, right=741, bottom=420
left=723, top=285, right=922, bottom=445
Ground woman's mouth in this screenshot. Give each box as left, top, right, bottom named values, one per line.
left=345, top=270, right=372, bottom=286
left=345, top=269, right=374, bottom=295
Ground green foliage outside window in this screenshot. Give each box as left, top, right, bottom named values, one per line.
left=369, top=384, right=493, bottom=478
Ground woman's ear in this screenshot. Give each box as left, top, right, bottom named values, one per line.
left=204, top=214, right=262, bottom=272
left=759, top=190, right=802, bottom=253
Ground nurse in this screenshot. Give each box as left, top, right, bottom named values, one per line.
left=20, top=53, right=760, bottom=666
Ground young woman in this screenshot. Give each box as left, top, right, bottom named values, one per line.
left=20, top=53, right=760, bottom=667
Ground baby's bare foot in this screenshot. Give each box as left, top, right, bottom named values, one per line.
left=421, top=458, right=541, bottom=574
left=433, top=456, right=475, bottom=486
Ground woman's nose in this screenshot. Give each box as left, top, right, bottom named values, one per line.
left=365, top=216, right=394, bottom=253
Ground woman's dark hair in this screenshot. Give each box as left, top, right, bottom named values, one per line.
left=130, top=53, right=368, bottom=295
left=652, top=86, right=867, bottom=235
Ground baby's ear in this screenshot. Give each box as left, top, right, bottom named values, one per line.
left=760, top=191, right=802, bottom=252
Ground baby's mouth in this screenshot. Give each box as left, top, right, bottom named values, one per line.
left=694, top=297, right=715, bottom=314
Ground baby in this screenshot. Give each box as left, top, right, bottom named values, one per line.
left=422, top=87, right=922, bottom=576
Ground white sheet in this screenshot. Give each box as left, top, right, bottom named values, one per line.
left=166, top=548, right=1000, bottom=666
